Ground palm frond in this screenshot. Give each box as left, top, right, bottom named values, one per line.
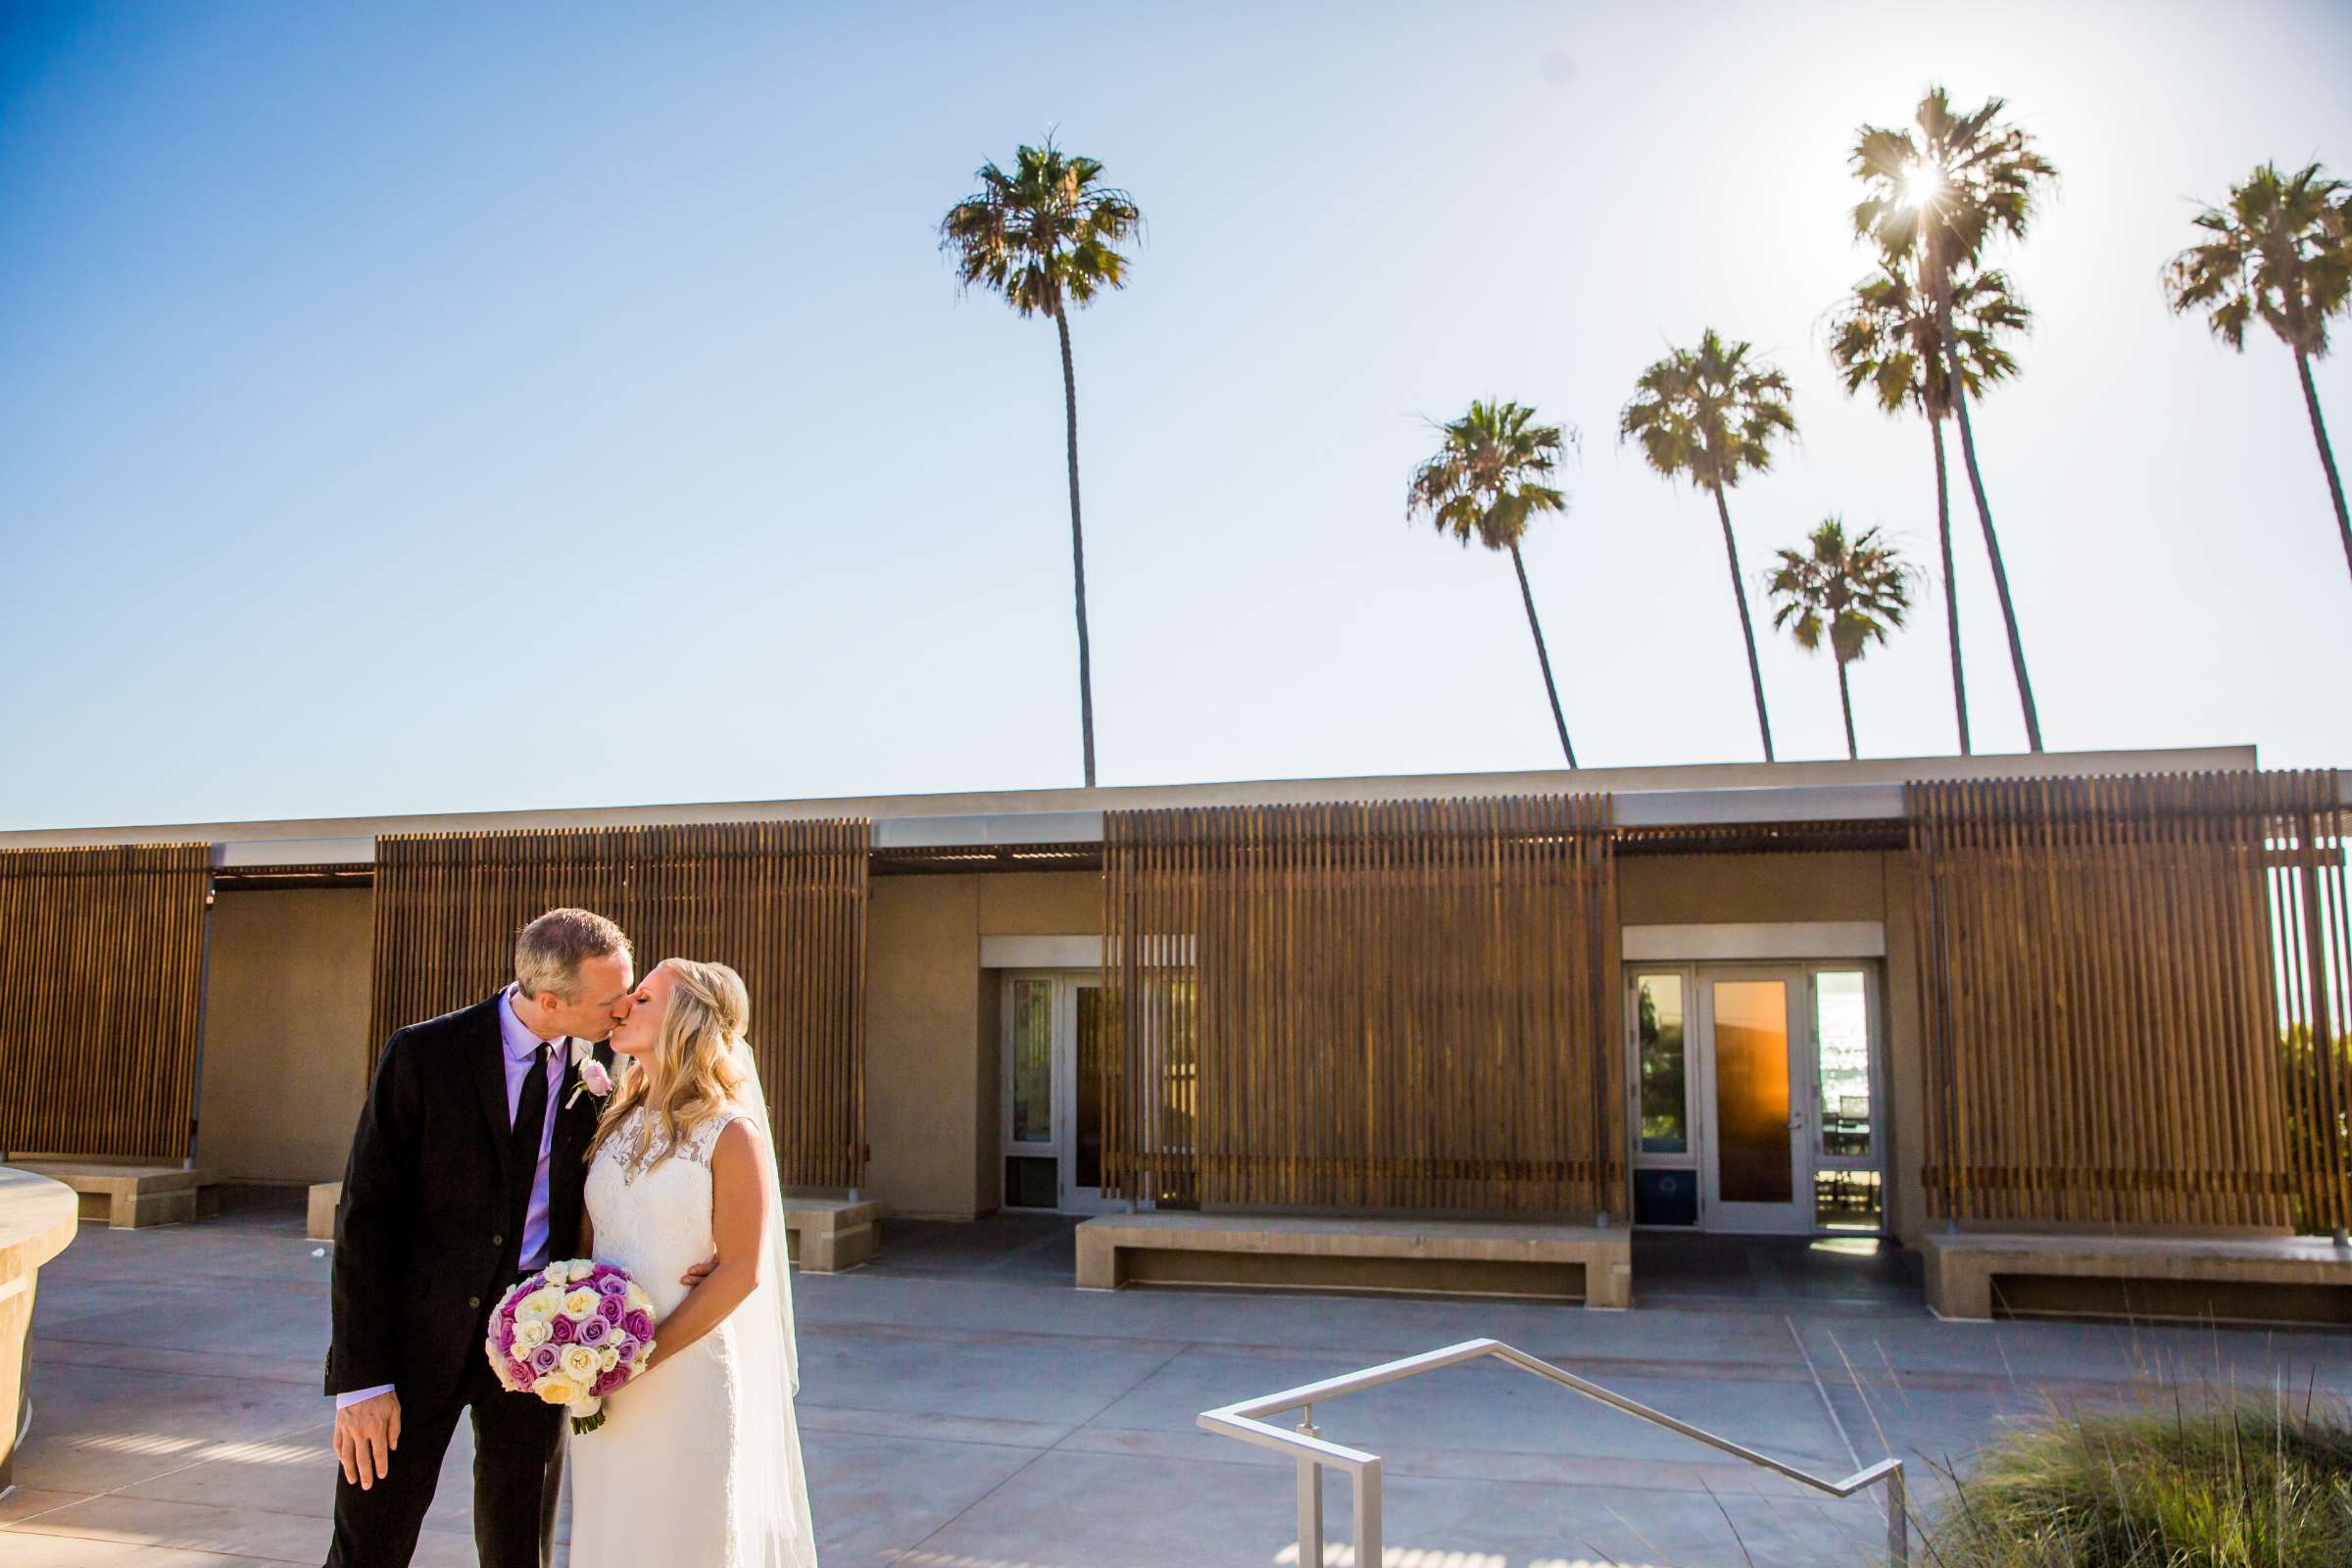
left=1620, top=330, right=1797, bottom=491
left=939, top=136, right=1142, bottom=319
left=2165, top=161, right=2352, bottom=358
left=1406, top=399, right=1575, bottom=553
left=1766, top=517, right=1916, bottom=667
left=1827, top=256, right=2030, bottom=420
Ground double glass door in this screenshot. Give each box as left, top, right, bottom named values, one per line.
left=1627, top=963, right=1883, bottom=1235
left=1001, top=971, right=1114, bottom=1214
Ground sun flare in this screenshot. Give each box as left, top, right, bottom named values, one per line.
left=1899, top=159, right=1945, bottom=209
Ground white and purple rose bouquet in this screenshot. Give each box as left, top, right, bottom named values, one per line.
left=485, top=1258, right=657, bottom=1434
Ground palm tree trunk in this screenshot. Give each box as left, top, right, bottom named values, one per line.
left=1709, top=482, right=1775, bottom=761
left=1930, top=417, right=1970, bottom=755
left=2294, top=349, right=2352, bottom=587
left=1507, top=542, right=1576, bottom=767
left=1836, top=656, right=1858, bottom=761
left=1054, top=307, right=1098, bottom=787
left=1940, top=304, right=2043, bottom=752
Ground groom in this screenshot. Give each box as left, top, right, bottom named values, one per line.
left=323, top=907, right=633, bottom=1568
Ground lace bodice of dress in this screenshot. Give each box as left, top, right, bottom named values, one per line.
left=585, top=1103, right=745, bottom=1319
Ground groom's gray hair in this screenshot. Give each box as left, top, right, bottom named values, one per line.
left=514, top=907, right=632, bottom=1001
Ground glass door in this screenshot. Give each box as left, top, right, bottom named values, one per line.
left=1001, top=972, right=1116, bottom=1214
left=1628, top=969, right=1700, bottom=1226
left=1697, top=970, right=1811, bottom=1233
left=1063, top=980, right=1113, bottom=1213
left=1809, top=968, right=1884, bottom=1232
left=1003, top=976, right=1059, bottom=1208
left=1627, top=960, right=1886, bottom=1235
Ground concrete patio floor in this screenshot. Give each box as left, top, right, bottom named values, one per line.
left=9, top=1193, right=2352, bottom=1567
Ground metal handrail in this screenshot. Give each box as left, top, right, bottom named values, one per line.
left=1198, top=1337, right=1906, bottom=1567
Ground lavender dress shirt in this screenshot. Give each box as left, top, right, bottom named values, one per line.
left=334, top=986, right=567, bottom=1409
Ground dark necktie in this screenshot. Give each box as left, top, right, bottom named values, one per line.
left=512, top=1042, right=553, bottom=1167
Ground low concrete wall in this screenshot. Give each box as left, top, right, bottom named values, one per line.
left=0, top=1167, right=78, bottom=1494
left=1077, top=1212, right=1633, bottom=1306
left=1920, top=1231, right=2352, bottom=1324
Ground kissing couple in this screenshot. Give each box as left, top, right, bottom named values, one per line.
left=322, top=907, right=817, bottom=1566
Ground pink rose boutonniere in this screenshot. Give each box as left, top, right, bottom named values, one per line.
left=565, top=1051, right=614, bottom=1111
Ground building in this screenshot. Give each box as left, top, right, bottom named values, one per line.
left=4, top=746, right=2347, bottom=1317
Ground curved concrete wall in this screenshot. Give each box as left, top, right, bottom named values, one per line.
left=0, top=1167, right=77, bottom=1494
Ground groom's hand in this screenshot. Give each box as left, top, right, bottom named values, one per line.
left=679, top=1254, right=718, bottom=1288
left=333, top=1391, right=401, bottom=1490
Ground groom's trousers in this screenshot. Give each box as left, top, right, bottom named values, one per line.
left=323, top=1351, right=564, bottom=1568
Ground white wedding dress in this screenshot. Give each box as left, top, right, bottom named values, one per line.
left=568, top=1096, right=817, bottom=1567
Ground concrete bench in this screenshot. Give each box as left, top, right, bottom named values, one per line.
left=1076, top=1211, right=1631, bottom=1306
left=306, top=1183, right=880, bottom=1272
left=781, top=1197, right=881, bottom=1273
left=1920, top=1232, right=2352, bottom=1326
left=308, top=1181, right=342, bottom=1242
left=6, top=1160, right=220, bottom=1230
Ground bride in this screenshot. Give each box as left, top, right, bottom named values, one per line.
left=568, top=957, right=817, bottom=1567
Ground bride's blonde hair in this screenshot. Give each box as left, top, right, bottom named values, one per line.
left=585, top=957, right=759, bottom=1170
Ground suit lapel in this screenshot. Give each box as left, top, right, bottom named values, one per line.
left=466, top=997, right=518, bottom=1191
left=547, top=1040, right=608, bottom=1255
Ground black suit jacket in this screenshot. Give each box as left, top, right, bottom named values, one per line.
left=325, top=995, right=612, bottom=1414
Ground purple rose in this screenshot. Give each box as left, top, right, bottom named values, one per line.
left=596, top=1295, right=624, bottom=1324
left=622, top=1309, right=655, bottom=1341
left=597, top=1273, right=629, bottom=1298
left=590, top=1367, right=626, bottom=1397
left=528, top=1345, right=560, bottom=1375
left=494, top=1320, right=516, bottom=1354
left=609, top=1335, right=637, bottom=1364
left=576, top=1313, right=612, bottom=1348
left=506, top=1357, right=535, bottom=1390
left=548, top=1315, right=575, bottom=1346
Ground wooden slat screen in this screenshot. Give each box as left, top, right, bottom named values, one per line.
left=368, top=821, right=871, bottom=1189
left=1101, top=795, right=1620, bottom=1213
left=1907, top=770, right=2349, bottom=1230
left=0, top=844, right=213, bottom=1160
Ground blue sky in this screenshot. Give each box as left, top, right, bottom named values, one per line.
left=4, top=1, right=2348, bottom=830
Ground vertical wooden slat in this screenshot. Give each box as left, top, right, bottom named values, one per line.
left=367, top=820, right=869, bottom=1189
left=0, top=844, right=213, bottom=1159
left=1907, top=770, right=2345, bottom=1230
left=1099, top=794, right=1618, bottom=1213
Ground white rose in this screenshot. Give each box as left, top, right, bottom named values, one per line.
left=561, top=1288, right=601, bottom=1319
left=567, top=1259, right=595, bottom=1284
left=560, top=1345, right=600, bottom=1382
left=597, top=1347, right=619, bottom=1373
left=543, top=1263, right=569, bottom=1288
left=536, top=1375, right=580, bottom=1406
left=514, top=1319, right=551, bottom=1349
left=514, top=1287, right=564, bottom=1324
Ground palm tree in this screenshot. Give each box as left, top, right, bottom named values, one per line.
left=1827, top=258, right=2029, bottom=754
left=940, top=139, right=1141, bottom=787
left=1620, top=329, right=1797, bottom=761
left=1406, top=400, right=1580, bottom=765
left=1851, top=87, right=2057, bottom=752
left=2164, top=161, right=2352, bottom=587
left=1767, top=519, right=1915, bottom=760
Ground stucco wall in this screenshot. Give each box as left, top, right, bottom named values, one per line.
left=860, top=871, right=1104, bottom=1220
left=196, top=887, right=374, bottom=1183
left=864, top=877, right=984, bottom=1218
left=188, top=855, right=1932, bottom=1239
left=1617, top=851, right=1888, bottom=925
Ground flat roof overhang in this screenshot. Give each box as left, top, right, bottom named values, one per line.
left=6, top=745, right=2332, bottom=878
